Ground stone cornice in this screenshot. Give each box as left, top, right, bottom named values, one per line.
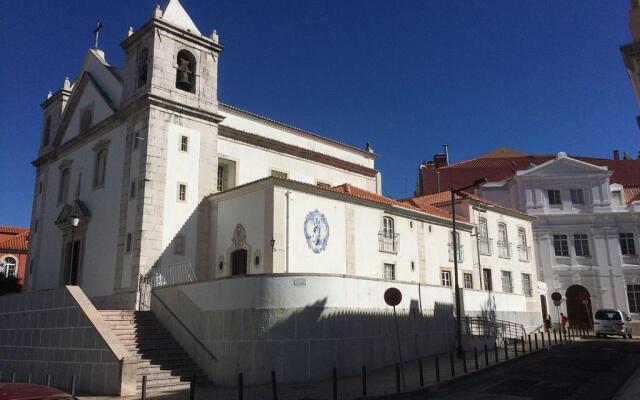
left=218, top=125, right=378, bottom=178
left=147, top=94, right=224, bottom=124
left=121, top=18, right=223, bottom=53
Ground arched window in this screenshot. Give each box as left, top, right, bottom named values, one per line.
left=517, top=227, right=529, bottom=261
left=137, top=48, right=149, bottom=88
left=79, top=108, right=93, bottom=133
left=58, top=167, right=70, bottom=204
left=43, top=116, right=51, bottom=146
left=175, top=50, right=196, bottom=93
left=0, top=257, right=17, bottom=277
left=382, top=216, right=395, bottom=238
left=478, top=217, right=491, bottom=255
left=93, top=149, right=107, bottom=188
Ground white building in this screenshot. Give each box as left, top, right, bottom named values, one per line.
left=21, top=0, right=543, bottom=389
left=478, top=152, right=640, bottom=326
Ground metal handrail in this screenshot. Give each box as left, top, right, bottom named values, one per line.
left=378, top=232, right=399, bottom=253
left=461, top=316, right=526, bottom=341
left=145, top=259, right=196, bottom=288
left=151, top=290, right=218, bottom=362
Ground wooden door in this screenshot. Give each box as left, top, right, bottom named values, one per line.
left=231, top=249, right=248, bottom=275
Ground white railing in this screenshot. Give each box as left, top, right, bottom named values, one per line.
left=497, top=241, right=512, bottom=259
left=448, top=243, right=464, bottom=262
left=378, top=232, right=399, bottom=253
left=517, top=245, right=531, bottom=262
left=479, top=237, right=493, bottom=256
left=145, top=259, right=196, bottom=289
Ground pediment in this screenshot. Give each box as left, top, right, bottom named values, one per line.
left=517, top=154, right=610, bottom=178
left=53, top=72, right=117, bottom=146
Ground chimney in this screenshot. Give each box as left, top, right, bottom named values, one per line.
left=433, top=153, right=448, bottom=169
left=613, top=149, right=620, bottom=160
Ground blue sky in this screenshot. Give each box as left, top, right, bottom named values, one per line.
left=0, top=0, right=638, bottom=227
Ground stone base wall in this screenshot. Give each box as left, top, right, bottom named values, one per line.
left=0, top=286, right=136, bottom=395
left=91, top=291, right=138, bottom=310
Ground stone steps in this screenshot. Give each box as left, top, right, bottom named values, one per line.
left=99, top=309, right=211, bottom=394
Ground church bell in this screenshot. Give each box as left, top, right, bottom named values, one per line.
left=177, top=70, right=191, bottom=87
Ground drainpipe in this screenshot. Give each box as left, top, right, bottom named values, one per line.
left=285, top=190, right=291, bottom=273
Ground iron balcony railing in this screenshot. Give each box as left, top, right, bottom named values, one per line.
left=497, top=240, right=512, bottom=259
left=378, top=232, right=399, bottom=253
left=448, top=243, right=464, bottom=262
left=517, top=245, right=531, bottom=262
left=478, top=237, right=493, bottom=256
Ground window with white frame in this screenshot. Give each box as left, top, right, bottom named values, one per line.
left=174, top=235, right=185, bottom=256
left=620, top=233, right=636, bottom=255
left=93, top=148, right=107, bottom=189
left=521, top=273, right=533, bottom=297
left=497, top=223, right=510, bottom=258
left=611, top=191, right=623, bottom=206
left=180, top=135, right=189, bottom=152
left=627, top=284, right=640, bottom=313
left=501, top=271, right=513, bottom=293
left=553, top=234, right=569, bottom=257
left=448, top=231, right=463, bottom=262
left=380, top=216, right=398, bottom=253
left=177, top=183, right=187, bottom=202
left=463, top=273, right=473, bottom=289
left=217, top=165, right=227, bottom=192
left=0, top=257, right=17, bottom=277
left=574, top=234, right=590, bottom=257
left=441, top=270, right=452, bottom=287
left=548, top=189, right=562, bottom=206
left=517, top=227, right=528, bottom=261
left=570, top=189, right=585, bottom=205
left=383, top=263, right=395, bottom=280
left=478, top=217, right=491, bottom=255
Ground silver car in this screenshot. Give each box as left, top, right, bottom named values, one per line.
left=594, top=309, right=633, bottom=339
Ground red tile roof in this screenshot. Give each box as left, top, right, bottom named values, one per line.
left=0, top=230, right=29, bottom=252
left=331, top=183, right=465, bottom=221
left=0, top=226, right=29, bottom=235
left=625, top=186, right=640, bottom=204
left=407, top=191, right=532, bottom=219
left=420, top=155, right=640, bottom=195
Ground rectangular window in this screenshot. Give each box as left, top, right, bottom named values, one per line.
left=177, top=183, right=187, bottom=202
left=548, top=190, right=562, bottom=206
left=58, top=168, right=70, bottom=204
left=553, top=234, right=569, bottom=257
left=38, top=180, right=43, bottom=194
left=501, top=271, right=513, bottom=293
left=180, top=135, right=189, bottom=152
left=441, top=270, right=452, bottom=287
left=574, top=234, right=590, bottom=257
left=271, top=170, right=288, bottom=179
left=482, top=269, right=493, bottom=291
left=620, top=233, right=637, bottom=256
left=570, top=189, right=585, bottom=205
left=125, top=233, right=132, bottom=254
left=34, top=219, right=38, bottom=233
left=383, top=263, right=395, bottom=280
left=133, top=131, right=140, bottom=149
left=174, top=235, right=185, bottom=256
left=521, top=273, right=533, bottom=297
left=463, top=273, right=473, bottom=289
left=627, top=284, right=640, bottom=313
left=217, top=165, right=226, bottom=192
left=130, top=181, right=136, bottom=199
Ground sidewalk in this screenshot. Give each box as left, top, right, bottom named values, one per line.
left=81, top=333, right=576, bottom=400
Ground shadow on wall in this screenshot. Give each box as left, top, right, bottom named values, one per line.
left=152, top=288, right=459, bottom=386
left=480, top=293, right=497, bottom=322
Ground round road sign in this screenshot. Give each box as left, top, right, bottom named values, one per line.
left=384, top=287, right=402, bottom=307
left=551, top=292, right=562, bottom=302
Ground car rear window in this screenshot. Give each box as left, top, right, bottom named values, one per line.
left=595, top=311, right=621, bottom=320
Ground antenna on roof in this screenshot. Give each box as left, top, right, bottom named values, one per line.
left=93, top=20, right=103, bottom=49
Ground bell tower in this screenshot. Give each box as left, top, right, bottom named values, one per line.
left=621, top=0, right=640, bottom=126
left=120, top=0, right=222, bottom=111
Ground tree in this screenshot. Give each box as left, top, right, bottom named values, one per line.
left=0, top=273, right=22, bottom=295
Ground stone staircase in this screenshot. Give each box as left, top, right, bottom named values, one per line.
left=99, top=310, right=210, bottom=393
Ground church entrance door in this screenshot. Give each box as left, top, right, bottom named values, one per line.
left=64, top=240, right=82, bottom=285
left=231, top=249, right=248, bottom=276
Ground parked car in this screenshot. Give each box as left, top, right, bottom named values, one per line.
left=594, top=309, right=633, bottom=339
left=0, top=383, right=76, bottom=400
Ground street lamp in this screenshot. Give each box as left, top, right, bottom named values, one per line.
left=68, top=213, right=80, bottom=285
left=451, top=177, right=486, bottom=358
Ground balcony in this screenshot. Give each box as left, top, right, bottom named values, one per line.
left=378, top=232, right=399, bottom=253
left=478, top=237, right=493, bottom=256
left=448, top=243, right=464, bottom=262
left=497, top=241, right=512, bottom=259
left=517, top=245, right=531, bottom=262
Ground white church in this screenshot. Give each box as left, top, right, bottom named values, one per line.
left=9, top=0, right=542, bottom=393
